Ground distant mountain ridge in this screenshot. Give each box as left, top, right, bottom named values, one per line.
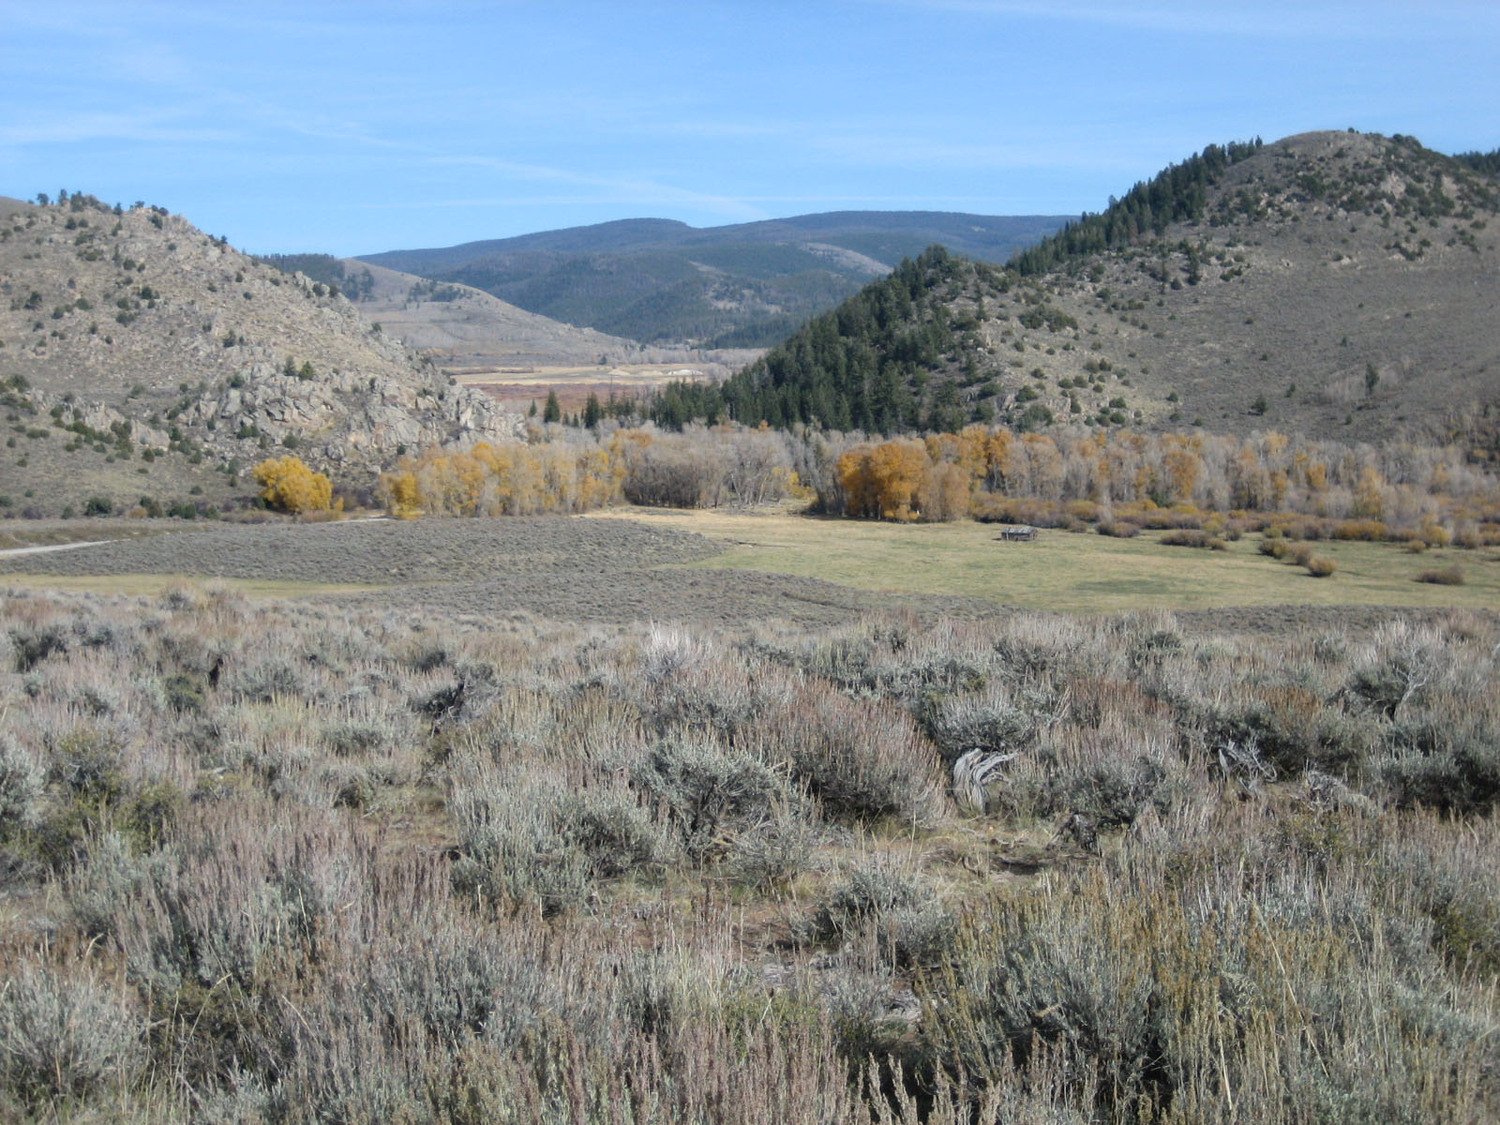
left=257, top=252, right=757, bottom=376
left=356, top=211, right=1068, bottom=348
left=705, top=131, right=1500, bottom=444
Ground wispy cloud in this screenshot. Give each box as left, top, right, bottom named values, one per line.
left=871, top=0, right=1499, bottom=39
left=0, top=112, right=236, bottom=146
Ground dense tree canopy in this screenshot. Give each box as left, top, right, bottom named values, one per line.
left=1009, top=139, right=1263, bottom=275
left=644, top=246, right=985, bottom=434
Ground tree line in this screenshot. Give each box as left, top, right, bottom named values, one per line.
left=361, top=421, right=1499, bottom=547
left=376, top=426, right=798, bottom=518
left=813, top=425, right=1496, bottom=544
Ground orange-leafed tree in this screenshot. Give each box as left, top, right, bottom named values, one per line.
left=1161, top=437, right=1201, bottom=505
left=837, top=444, right=881, bottom=518
left=253, top=455, right=333, bottom=513
left=867, top=439, right=930, bottom=520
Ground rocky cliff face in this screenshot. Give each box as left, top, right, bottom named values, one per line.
left=0, top=192, right=521, bottom=511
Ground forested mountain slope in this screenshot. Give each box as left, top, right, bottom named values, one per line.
left=712, top=132, right=1500, bottom=445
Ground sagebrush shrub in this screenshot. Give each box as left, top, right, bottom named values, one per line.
left=9, top=623, right=67, bottom=672
left=63, top=830, right=153, bottom=939
left=919, top=688, right=1042, bottom=766
left=728, top=800, right=820, bottom=889
left=46, top=722, right=128, bottom=803
left=811, top=859, right=924, bottom=940
left=1382, top=712, right=1500, bottom=811
left=751, top=684, right=946, bottom=825
left=1347, top=621, right=1452, bottom=718
left=0, top=957, right=144, bottom=1109
left=0, top=736, right=43, bottom=839
left=451, top=784, right=594, bottom=916
left=632, top=736, right=780, bottom=863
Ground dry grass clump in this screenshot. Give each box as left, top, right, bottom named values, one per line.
left=1305, top=553, right=1338, bottom=577
left=1158, top=528, right=1227, bottom=550
left=1, top=587, right=1498, bottom=1119
left=1261, top=530, right=1339, bottom=576
left=1416, top=564, right=1465, bottom=585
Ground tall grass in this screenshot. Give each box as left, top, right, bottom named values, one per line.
left=1, top=585, right=1496, bottom=1120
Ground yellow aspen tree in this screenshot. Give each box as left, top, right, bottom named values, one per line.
left=917, top=460, right=972, bottom=521
left=986, top=429, right=1019, bottom=492
left=1021, top=434, right=1063, bottom=500
left=253, top=456, right=333, bottom=513
left=955, top=425, right=990, bottom=485
left=1162, top=439, right=1201, bottom=504
left=1353, top=464, right=1386, bottom=519
left=380, top=466, right=423, bottom=518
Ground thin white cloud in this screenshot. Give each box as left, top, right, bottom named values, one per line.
left=0, top=112, right=236, bottom=146
left=871, top=0, right=1499, bottom=39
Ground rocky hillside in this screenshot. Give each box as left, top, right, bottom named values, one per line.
left=713, top=132, right=1500, bottom=444
left=358, top=212, right=1067, bottom=349
left=0, top=194, right=520, bottom=515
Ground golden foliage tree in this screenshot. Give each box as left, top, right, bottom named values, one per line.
left=253, top=456, right=333, bottom=514
left=378, top=440, right=627, bottom=518
left=838, top=438, right=970, bottom=522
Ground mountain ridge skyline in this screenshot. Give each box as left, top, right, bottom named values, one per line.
left=6, top=3, right=1494, bottom=254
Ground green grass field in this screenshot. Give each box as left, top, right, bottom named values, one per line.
left=5, top=509, right=1496, bottom=615
left=590, top=507, right=1500, bottom=613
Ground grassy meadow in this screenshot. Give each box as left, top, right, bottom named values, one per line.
left=592, top=507, right=1500, bottom=614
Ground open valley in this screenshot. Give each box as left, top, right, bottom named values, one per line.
left=3, top=4, right=1498, bottom=1118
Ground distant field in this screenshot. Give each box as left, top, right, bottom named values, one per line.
left=453, top=363, right=712, bottom=386
left=456, top=363, right=731, bottom=415
left=4, top=510, right=1495, bottom=623
left=588, top=507, right=1500, bottom=614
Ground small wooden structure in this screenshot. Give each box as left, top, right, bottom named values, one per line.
left=996, top=525, right=1038, bottom=542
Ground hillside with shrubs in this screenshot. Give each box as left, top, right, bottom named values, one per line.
left=357, top=211, right=1069, bottom=349
left=664, top=131, right=1499, bottom=445
left=0, top=192, right=519, bottom=518
left=1, top=582, right=1496, bottom=1120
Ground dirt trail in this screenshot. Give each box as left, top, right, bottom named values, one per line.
left=0, top=539, right=113, bottom=559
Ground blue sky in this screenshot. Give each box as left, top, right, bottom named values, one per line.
left=4, top=1, right=1497, bottom=256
